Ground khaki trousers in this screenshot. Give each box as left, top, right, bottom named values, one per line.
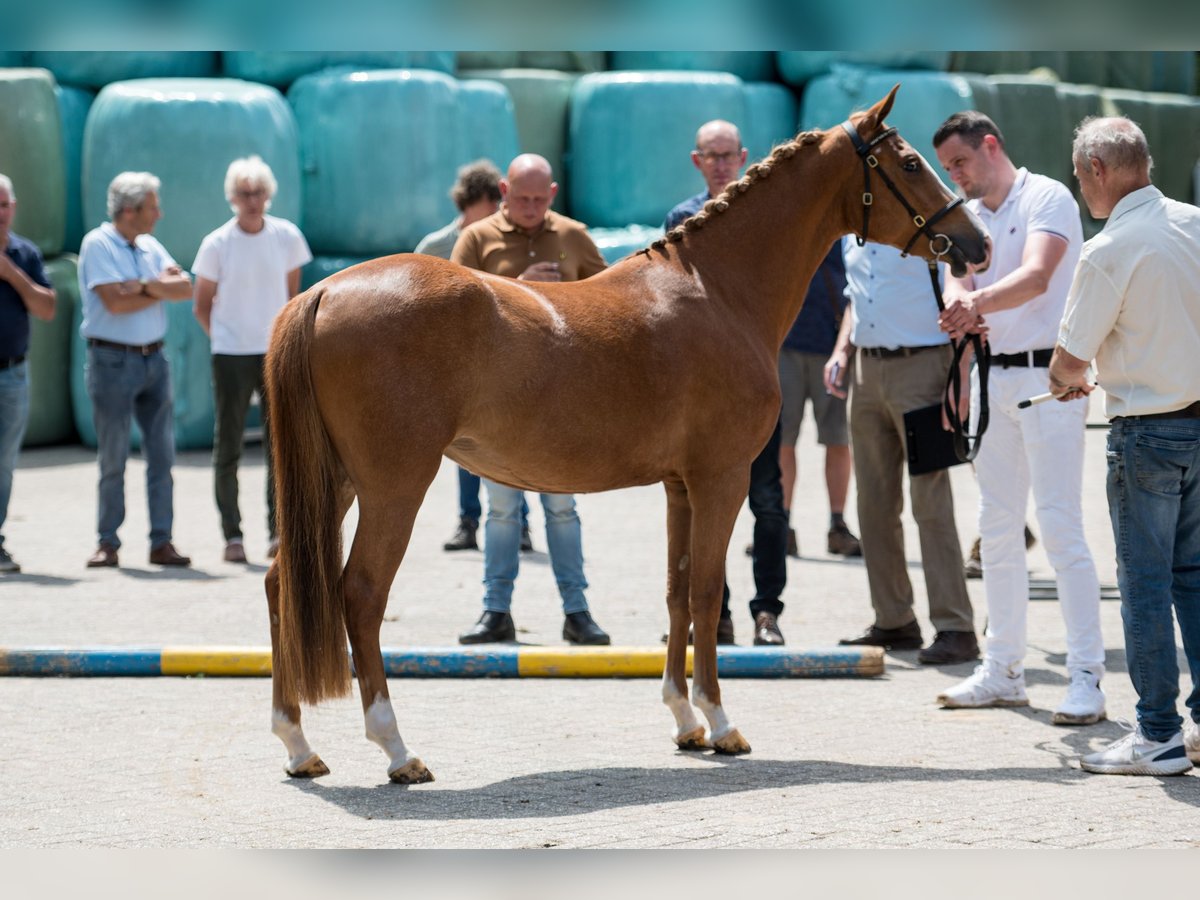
left=849, top=345, right=974, bottom=633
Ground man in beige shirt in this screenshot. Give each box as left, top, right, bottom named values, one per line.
left=451, top=154, right=610, bottom=647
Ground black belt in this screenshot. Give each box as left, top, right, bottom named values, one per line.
left=988, top=348, right=1054, bottom=369
left=0, top=355, right=25, bottom=371
left=87, top=338, right=164, bottom=356
left=859, top=344, right=944, bottom=359
left=1114, top=400, right=1200, bottom=422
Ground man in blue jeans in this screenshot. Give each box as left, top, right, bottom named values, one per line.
left=663, top=119, right=788, bottom=645
left=1052, top=116, right=1200, bottom=775
left=0, top=174, right=56, bottom=574
left=78, top=172, right=194, bottom=569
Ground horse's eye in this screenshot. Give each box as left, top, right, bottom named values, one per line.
left=902, top=159, right=920, bottom=172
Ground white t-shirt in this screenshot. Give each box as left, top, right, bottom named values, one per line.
left=967, top=169, right=1081, bottom=354
left=192, top=215, right=313, bottom=354
left=1059, top=185, right=1200, bottom=418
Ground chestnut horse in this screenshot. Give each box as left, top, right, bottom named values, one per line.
left=264, top=86, right=988, bottom=783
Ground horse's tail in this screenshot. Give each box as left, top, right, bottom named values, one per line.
left=265, top=288, right=351, bottom=706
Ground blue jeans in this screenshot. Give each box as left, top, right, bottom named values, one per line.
left=0, top=361, right=30, bottom=549
left=723, top=418, right=788, bottom=619
left=86, top=346, right=176, bottom=550
left=458, top=466, right=527, bottom=525
left=482, top=479, right=588, bottom=614
left=1106, top=417, right=1200, bottom=741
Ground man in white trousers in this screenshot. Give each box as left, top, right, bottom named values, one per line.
left=932, top=110, right=1105, bottom=724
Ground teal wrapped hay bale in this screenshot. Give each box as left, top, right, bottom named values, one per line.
left=1107, top=52, right=1196, bottom=94
left=800, top=67, right=977, bottom=187
left=588, top=225, right=665, bottom=265
left=569, top=71, right=746, bottom=228
left=1056, top=83, right=1108, bottom=238
left=0, top=69, right=66, bottom=257
left=777, top=52, right=949, bottom=87
left=222, top=52, right=455, bottom=89
left=518, top=52, right=607, bottom=72
left=24, top=255, right=79, bottom=447
left=457, top=69, right=578, bottom=213
left=0, top=52, right=28, bottom=66
left=290, top=68, right=463, bottom=255
left=301, top=255, right=375, bottom=291
left=55, top=85, right=94, bottom=254
left=29, top=52, right=218, bottom=89
left=457, top=80, right=521, bottom=172
left=743, top=82, right=799, bottom=163
left=457, top=52, right=521, bottom=71
left=1100, top=89, right=1200, bottom=205
left=83, top=78, right=301, bottom=268
left=966, top=75, right=1073, bottom=187
left=611, top=52, right=775, bottom=82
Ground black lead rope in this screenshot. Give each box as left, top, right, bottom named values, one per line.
left=927, top=261, right=990, bottom=462
left=840, top=118, right=989, bottom=462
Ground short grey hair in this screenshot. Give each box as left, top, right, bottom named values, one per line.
left=224, top=155, right=277, bottom=211
left=0, top=173, right=14, bottom=199
left=107, top=171, right=161, bottom=220
left=1073, top=116, right=1154, bottom=176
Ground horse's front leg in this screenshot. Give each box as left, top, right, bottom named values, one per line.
left=662, top=479, right=706, bottom=749
left=688, top=472, right=752, bottom=755
left=344, top=509, right=434, bottom=784
left=266, top=561, right=330, bottom=777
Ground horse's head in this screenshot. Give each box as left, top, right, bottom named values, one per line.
left=843, top=85, right=990, bottom=277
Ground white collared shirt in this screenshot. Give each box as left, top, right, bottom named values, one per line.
left=966, top=168, right=1082, bottom=354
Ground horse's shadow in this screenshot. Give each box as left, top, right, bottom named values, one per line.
left=284, top=754, right=1200, bottom=821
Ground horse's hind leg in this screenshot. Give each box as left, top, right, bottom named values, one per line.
left=662, top=479, right=706, bottom=750
left=343, top=481, right=437, bottom=785
left=267, top=556, right=330, bottom=778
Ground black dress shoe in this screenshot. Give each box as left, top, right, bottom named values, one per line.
left=443, top=516, right=478, bottom=551
left=458, top=611, right=515, bottom=644
left=753, top=612, right=784, bottom=646
left=563, top=610, right=611, bottom=645
left=917, top=631, right=980, bottom=665
left=838, top=620, right=923, bottom=650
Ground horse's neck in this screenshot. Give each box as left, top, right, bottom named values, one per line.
left=671, top=141, right=854, bottom=351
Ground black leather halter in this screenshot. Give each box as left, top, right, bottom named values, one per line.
left=839, top=119, right=989, bottom=462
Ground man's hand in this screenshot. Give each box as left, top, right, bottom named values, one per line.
left=1048, top=345, right=1094, bottom=403
left=0, top=253, right=19, bottom=284
left=823, top=349, right=850, bottom=399
left=519, top=261, right=562, bottom=282
left=939, top=293, right=987, bottom=340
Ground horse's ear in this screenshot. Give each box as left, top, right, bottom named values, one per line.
left=862, top=84, right=900, bottom=130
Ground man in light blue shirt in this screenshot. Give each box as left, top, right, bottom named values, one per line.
left=825, top=239, right=977, bottom=664
left=78, top=172, right=194, bottom=569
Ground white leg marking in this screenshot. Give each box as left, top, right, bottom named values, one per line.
left=692, top=689, right=736, bottom=743
left=271, top=709, right=319, bottom=772
left=662, top=673, right=703, bottom=739
left=364, top=694, right=418, bottom=774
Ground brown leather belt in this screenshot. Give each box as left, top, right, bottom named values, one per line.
left=1115, top=400, right=1200, bottom=422
left=859, top=344, right=944, bottom=359
left=87, top=338, right=164, bottom=356
left=0, top=355, right=25, bottom=370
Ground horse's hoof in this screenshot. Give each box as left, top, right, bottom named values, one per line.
left=389, top=757, right=435, bottom=784
left=674, top=726, right=710, bottom=751
left=711, top=729, right=752, bottom=755
left=287, top=754, right=330, bottom=778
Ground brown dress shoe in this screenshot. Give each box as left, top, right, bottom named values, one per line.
left=917, top=631, right=980, bottom=665
left=753, top=612, right=785, bottom=646
left=827, top=522, right=862, bottom=556
left=839, top=620, right=923, bottom=650
left=149, top=542, right=191, bottom=567
left=86, top=543, right=119, bottom=568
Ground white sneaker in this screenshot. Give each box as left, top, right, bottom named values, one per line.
left=1080, top=720, right=1193, bottom=776
left=1052, top=669, right=1107, bottom=726
left=937, top=660, right=1028, bottom=708
left=1185, top=719, right=1200, bottom=764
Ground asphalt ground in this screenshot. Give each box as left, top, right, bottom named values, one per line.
left=2, top=394, right=1198, bottom=850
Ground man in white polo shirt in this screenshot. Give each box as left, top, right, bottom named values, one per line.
left=193, top=156, right=312, bottom=563
left=932, top=111, right=1105, bottom=725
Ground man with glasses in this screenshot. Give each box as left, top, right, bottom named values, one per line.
left=193, top=156, right=312, bottom=564
left=79, top=171, right=193, bottom=569
left=662, top=119, right=789, bottom=646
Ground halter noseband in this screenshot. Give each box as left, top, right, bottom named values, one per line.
left=839, top=120, right=963, bottom=258
left=839, top=119, right=989, bottom=463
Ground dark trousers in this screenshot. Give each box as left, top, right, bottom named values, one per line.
left=724, top=418, right=788, bottom=619
left=212, top=353, right=274, bottom=542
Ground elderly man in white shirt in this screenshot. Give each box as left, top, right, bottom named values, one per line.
left=932, top=111, right=1105, bottom=726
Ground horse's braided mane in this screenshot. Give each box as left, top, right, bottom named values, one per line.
left=646, top=129, right=824, bottom=253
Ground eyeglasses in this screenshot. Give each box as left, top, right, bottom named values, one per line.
left=235, top=189, right=268, bottom=200
left=697, top=150, right=742, bottom=165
